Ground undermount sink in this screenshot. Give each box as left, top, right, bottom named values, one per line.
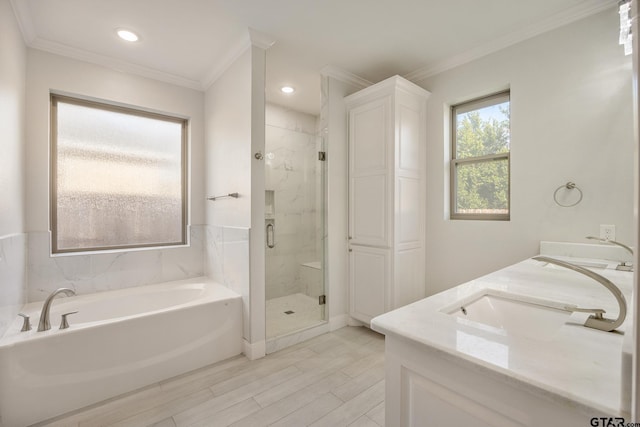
left=444, top=291, right=573, bottom=339
left=544, top=260, right=608, bottom=270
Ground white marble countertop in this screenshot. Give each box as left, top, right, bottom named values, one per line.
left=371, top=243, right=633, bottom=416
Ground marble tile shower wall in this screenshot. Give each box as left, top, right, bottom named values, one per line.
left=265, top=104, right=321, bottom=300
left=204, top=225, right=250, bottom=340
left=0, top=234, right=27, bottom=339
left=27, top=225, right=205, bottom=302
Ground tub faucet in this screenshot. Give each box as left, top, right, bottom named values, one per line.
left=38, top=288, right=76, bottom=332
left=585, top=236, right=634, bottom=271
left=533, top=256, right=627, bottom=332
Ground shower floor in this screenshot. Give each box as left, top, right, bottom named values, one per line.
left=266, top=293, right=324, bottom=339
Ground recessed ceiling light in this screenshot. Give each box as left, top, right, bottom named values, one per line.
left=280, top=86, right=295, bottom=94
left=117, top=29, right=139, bottom=42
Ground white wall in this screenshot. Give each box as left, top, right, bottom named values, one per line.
left=26, top=50, right=205, bottom=231
left=249, top=45, right=267, bottom=356
left=417, top=9, right=634, bottom=295
left=0, top=0, right=26, bottom=236
left=0, top=0, right=27, bottom=338
left=204, top=45, right=267, bottom=359
left=205, top=49, right=252, bottom=228
left=24, top=49, right=206, bottom=301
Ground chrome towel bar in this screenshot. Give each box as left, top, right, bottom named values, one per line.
left=207, top=192, right=239, bottom=201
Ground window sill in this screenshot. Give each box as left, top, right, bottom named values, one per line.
left=50, top=242, right=191, bottom=258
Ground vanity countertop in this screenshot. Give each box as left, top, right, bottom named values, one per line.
left=371, top=251, right=633, bottom=416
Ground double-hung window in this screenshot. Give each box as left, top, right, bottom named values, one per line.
left=50, top=94, right=188, bottom=253
left=451, top=91, right=510, bottom=220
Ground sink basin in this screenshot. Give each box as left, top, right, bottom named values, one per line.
left=444, top=291, right=573, bottom=339
left=544, top=260, right=608, bottom=270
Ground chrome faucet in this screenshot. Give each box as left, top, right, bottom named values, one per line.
left=585, top=236, right=634, bottom=271
left=38, top=288, right=76, bottom=332
left=532, top=256, right=627, bottom=332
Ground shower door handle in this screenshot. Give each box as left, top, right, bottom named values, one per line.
left=266, top=223, right=275, bottom=248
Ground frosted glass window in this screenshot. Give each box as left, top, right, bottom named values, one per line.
left=451, top=91, right=510, bottom=221
left=51, top=94, right=187, bottom=253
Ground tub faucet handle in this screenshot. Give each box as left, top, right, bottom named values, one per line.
left=60, top=311, right=78, bottom=330
left=18, top=313, right=31, bottom=332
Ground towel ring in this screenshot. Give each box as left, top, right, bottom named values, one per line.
left=553, top=182, right=583, bottom=207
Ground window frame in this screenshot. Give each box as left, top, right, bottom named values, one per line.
left=450, top=90, right=511, bottom=221
left=50, top=93, right=189, bottom=254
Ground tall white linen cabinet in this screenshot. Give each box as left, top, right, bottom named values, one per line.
left=345, top=76, right=430, bottom=324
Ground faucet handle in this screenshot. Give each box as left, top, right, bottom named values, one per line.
left=564, top=306, right=606, bottom=319
left=18, top=313, right=31, bottom=332
left=59, top=311, right=78, bottom=330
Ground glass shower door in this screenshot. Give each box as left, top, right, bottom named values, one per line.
left=264, top=117, right=326, bottom=340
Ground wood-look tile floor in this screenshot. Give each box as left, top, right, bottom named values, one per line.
left=38, top=326, right=385, bottom=427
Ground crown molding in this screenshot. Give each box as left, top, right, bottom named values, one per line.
left=29, top=37, right=203, bottom=90
left=10, top=0, right=616, bottom=93
left=200, top=28, right=275, bottom=90
left=320, top=65, right=372, bottom=89
left=248, top=28, right=276, bottom=50
left=200, top=36, right=251, bottom=90
left=404, top=0, right=618, bottom=82
left=344, top=75, right=430, bottom=107
left=9, top=0, right=37, bottom=44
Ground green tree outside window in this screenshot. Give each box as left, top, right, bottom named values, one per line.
left=452, top=92, right=510, bottom=219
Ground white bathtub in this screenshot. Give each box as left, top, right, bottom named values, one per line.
left=0, top=277, right=243, bottom=427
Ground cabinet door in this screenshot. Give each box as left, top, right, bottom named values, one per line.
left=348, top=97, right=392, bottom=247
left=349, top=245, right=391, bottom=324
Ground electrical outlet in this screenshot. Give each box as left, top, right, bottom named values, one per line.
left=600, top=224, right=616, bottom=241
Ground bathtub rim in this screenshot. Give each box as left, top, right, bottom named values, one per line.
left=0, top=277, right=240, bottom=347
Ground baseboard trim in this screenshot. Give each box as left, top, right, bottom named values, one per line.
left=243, top=339, right=266, bottom=360
left=329, top=314, right=349, bottom=331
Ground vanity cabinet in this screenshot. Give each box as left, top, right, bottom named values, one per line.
left=370, top=252, right=632, bottom=427
left=345, top=75, right=430, bottom=324
left=383, top=335, right=598, bottom=427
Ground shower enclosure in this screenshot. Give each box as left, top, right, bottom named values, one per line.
left=264, top=103, right=326, bottom=340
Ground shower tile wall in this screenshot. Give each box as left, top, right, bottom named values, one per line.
left=26, top=225, right=205, bottom=302
left=265, top=104, right=321, bottom=300
left=0, top=233, right=27, bottom=338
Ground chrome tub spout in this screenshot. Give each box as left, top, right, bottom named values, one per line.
left=38, top=288, right=76, bottom=332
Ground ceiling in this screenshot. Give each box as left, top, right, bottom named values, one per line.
left=10, top=0, right=616, bottom=115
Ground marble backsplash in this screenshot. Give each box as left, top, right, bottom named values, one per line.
left=27, top=225, right=205, bottom=302
left=205, top=225, right=250, bottom=340
left=0, top=233, right=27, bottom=339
